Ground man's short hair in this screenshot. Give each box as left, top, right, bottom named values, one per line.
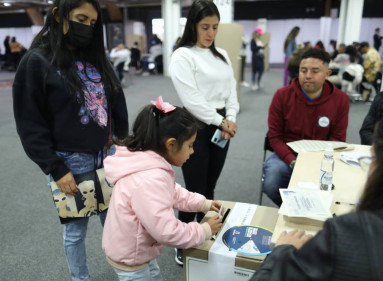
left=376, top=28, right=380, bottom=32
left=301, top=48, right=331, bottom=64
left=360, top=41, right=370, bottom=49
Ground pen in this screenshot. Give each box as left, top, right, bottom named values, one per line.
left=218, top=204, right=223, bottom=218
left=335, top=201, right=357, bottom=206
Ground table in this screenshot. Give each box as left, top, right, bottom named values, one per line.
left=270, top=144, right=371, bottom=247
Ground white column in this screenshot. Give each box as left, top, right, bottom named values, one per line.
left=213, top=0, right=233, bottom=24
left=337, top=0, right=364, bottom=45
left=161, top=0, right=181, bottom=76
left=320, top=17, right=332, bottom=48
left=257, top=18, right=267, bottom=32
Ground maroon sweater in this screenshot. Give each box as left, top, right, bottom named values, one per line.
left=268, top=78, right=349, bottom=165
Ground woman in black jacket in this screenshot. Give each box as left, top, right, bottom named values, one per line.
left=12, top=0, right=129, bottom=280
left=250, top=122, right=383, bottom=281
left=360, top=93, right=383, bottom=145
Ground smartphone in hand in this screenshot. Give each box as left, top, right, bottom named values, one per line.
left=211, top=129, right=228, bottom=148
left=211, top=208, right=231, bottom=240
left=221, top=208, right=231, bottom=224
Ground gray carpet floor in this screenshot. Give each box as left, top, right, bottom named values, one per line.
left=0, top=67, right=371, bottom=281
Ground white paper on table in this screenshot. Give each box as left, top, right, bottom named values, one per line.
left=339, top=151, right=370, bottom=168
left=297, top=181, right=319, bottom=190
left=287, top=140, right=352, bottom=153
left=279, top=188, right=333, bottom=219
left=207, top=203, right=257, bottom=281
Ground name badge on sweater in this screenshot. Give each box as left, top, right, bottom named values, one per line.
left=318, top=116, right=330, bottom=128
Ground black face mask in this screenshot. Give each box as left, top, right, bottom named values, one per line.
left=65, top=20, right=94, bottom=48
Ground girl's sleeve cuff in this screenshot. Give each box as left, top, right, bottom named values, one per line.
left=198, top=199, right=212, bottom=213
left=201, top=222, right=212, bottom=240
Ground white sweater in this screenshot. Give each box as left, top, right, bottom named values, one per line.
left=169, top=46, right=239, bottom=126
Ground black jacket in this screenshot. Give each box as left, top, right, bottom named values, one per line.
left=13, top=49, right=129, bottom=181
left=250, top=210, right=383, bottom=281
left=360, top=92, right=383, bottom=145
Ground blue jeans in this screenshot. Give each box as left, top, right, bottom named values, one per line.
left=262, top=153, right=292, bottom=206
left=64, top=212, right=107, bottom=281
left=113, top=259, right=163, bottom=281
left=48, top=150, right=106, bottom=281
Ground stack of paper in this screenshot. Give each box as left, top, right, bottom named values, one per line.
left=339, top=151, right=370, bottom=168
left=287, top=140, right=353, bottom=153
left=279, top=188, right=333, bottom=226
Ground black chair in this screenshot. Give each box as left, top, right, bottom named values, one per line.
left=259, top=132, right=273, bottom=205
left=155, top=55, right=163, bottom=74
left=148, top=55, right=163, bottom=74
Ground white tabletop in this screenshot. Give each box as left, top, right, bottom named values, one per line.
left=270, top=144, right=371, bottom=247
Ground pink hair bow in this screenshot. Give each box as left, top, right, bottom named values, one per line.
left=151, top=96, right=176, bottom=113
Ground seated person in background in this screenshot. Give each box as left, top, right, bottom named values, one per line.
left=329, top=39, right=338, bottom=59
left=352, top=41, right=364, bottom=65
left=110, top=43, right=131, bottom=81
left=8, top=36, right=25, bottom=70
left=263, top=48, right=349, bottom=206
left=359, top=41, right=382, bottom=101
left=141, top=39, right=163, bottom=76
left=360, top=41, right=381, bottom=83
left=332, top=43, right=348, bottom=65
left=129, top=41, right=141, bottom=73
left=251, top=121, right=383, bottom=281
left=360, top=93, right=383, bottom=145
left=287, top=41, right=311, bottom=83
left=328, top=44, right=358, bottom=88
left=340, top=45, right=364, bottom=94
left=314, top=40, right=325, bottom=51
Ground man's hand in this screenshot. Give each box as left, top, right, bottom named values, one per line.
left=276, top=229, right=313, bottom=250
left=289, top=160, right=296, bottom=170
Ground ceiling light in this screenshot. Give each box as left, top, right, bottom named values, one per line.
left=4, top=2, right=12, bottom=6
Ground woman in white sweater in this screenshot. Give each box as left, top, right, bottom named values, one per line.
left=169, top=0, right=239, bottom=265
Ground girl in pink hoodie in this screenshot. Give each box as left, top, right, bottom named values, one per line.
left=102, top=97, right=223, bottom=280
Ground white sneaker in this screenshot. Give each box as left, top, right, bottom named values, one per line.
left=251, top=84, right=259, bottom=91
left=241, top=81, right=250, bottom=87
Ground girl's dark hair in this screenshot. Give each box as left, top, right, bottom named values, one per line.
left=284, top=26, right=300, bottom=54
left=175, top=0, right=227, bottom=64
left=120, top=105, right=198, bottom=154
left=30, top=0, right=121, bottom=101
left=358, top=121, right=383, bottom=211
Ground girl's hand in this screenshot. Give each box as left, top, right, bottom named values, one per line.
left=206, top=215, right=223, bottom=235
left=210, top=200, right=222, bottom=213
left=56, top=172, right=78, bottom=196
left=275, top=229, right=313, bottom=250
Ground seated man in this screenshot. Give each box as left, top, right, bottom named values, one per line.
left=129, top=41, right=141, bottom=72
left=110, top=43, right=131, bottom=81
left=263, top=48, right=349, bottom=206
left=328, top=44, right=359, bottom=88
left=141, top=40, right=163, bottom=76
left=359, top=41, right=381, bottom=101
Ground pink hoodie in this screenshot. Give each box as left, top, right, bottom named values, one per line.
left=102, top=146, right=212, bottom=266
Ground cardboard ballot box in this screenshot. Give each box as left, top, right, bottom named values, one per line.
left=183, top=201, right=278, bottom=281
